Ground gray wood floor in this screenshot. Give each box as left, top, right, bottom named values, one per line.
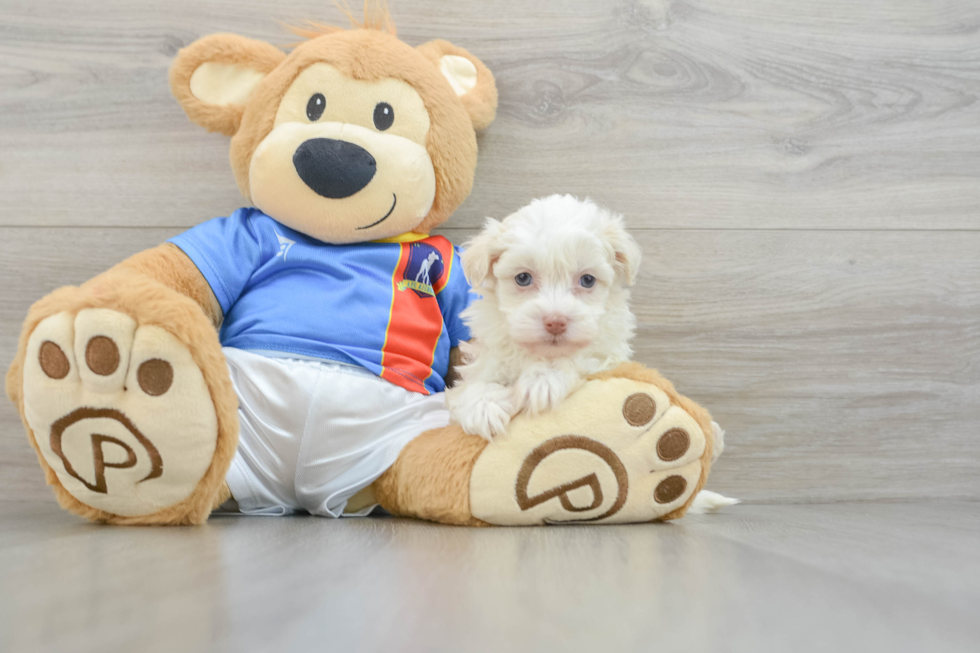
left=1, top=1, right=979, bottom=651
left=2, top=501, right=978, bottom=653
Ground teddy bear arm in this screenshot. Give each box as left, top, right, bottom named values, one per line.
left=443, top=345, right=466, bottom=389
left=110, top=243, right=223, bottom=327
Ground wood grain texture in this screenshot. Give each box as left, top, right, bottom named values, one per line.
left=1, top=501, right=978, bottom=652
left=629, top=228, right=980, bottom=502
left=2, top=4, right=978, bottom=648
left=1, top=0, right=980, bottom=229
left=1, top=1, right=978, bottom=504
left=3, top=227, right=978, bottom=503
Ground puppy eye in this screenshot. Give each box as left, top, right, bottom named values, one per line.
left=515, top=272, right=533, bottom=287
left=373, top=102, right=394, bottom=130
left=580, top=274, right=597, bottom=288
left=307, top=94, right=326, bottom=122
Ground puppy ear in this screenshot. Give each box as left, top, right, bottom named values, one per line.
left=169, top=34, right=286, bottom=137
left=604, top=216, right=642, bottom=286
left=416, top=40, right=498, bottom=131
left=462, top=218, right=507, bottom=288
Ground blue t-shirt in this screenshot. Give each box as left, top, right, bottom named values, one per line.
left=169, top=208, right=472, bottom=395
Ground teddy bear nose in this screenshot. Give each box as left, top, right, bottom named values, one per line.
left=293, top=138, right=377, bottom=199
left=544, top=315, right=568, bottom=336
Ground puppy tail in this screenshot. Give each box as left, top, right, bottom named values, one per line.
left=688, top=490, right=740, bottom=514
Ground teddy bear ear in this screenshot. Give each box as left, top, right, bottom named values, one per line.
left=169, top=34, right=286, bottom=137
left=416, top=40, right=498, bottom=132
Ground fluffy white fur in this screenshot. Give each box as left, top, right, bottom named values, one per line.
left=686, top=422, right=740, bottom=513
left=448, top=194, right=642, bottom=440
left=688, top=490, right=740, bottom=514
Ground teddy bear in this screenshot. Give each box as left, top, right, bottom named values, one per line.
left=5, top=8, right=717, bottom=526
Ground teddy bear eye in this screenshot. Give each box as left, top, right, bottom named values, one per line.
left=307, top=93, right=326, bottom=122
left=515, top=272, right=533, bottom=287
left=373, top=102, right=394, bottom=130
left=580, top=274, right=597, bottom=288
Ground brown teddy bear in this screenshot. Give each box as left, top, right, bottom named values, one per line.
left=6, top=8, right=717, bottom=526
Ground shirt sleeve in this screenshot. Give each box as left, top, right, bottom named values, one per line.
left=437, top=246, right=475, bottom=347
left=167, top=208, right=268, bottom=314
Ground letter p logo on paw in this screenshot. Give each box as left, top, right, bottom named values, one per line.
left=50, top=408, right=162, bottom=495
left=515, top=436, right=628, bottom=523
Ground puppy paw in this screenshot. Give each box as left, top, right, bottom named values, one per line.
left=460, top=400, right=513, bottom=441
left=451, top=383, right=514, bottom=441
left=515, top=368, right=571, bottom=416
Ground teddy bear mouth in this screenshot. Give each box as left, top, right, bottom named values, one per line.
left=356, top=193, right=398, bottom=230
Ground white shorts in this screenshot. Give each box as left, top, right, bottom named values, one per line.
left=223, top=348, right=450, bottom=517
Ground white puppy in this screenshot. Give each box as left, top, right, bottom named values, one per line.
left=448, top=194, right=641, bottom=440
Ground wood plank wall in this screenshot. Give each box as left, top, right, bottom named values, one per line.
left=2, top=0, right=978, bottom=503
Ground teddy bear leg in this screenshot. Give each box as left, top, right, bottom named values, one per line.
left=467, top=362, right=716, bottom=525
left=6, top=273, right=239, bottom=525
left=372, top=423, right=490, bottom=526
left=374, top=363, right=716, bottom=527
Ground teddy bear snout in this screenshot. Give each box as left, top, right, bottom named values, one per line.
left=292, top=138, right=377, bottom=199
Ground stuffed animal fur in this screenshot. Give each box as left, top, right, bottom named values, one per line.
left=6, top=5, right=716, bottom=526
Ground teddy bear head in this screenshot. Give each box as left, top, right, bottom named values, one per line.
left=169, top=11, right=496, bottom=244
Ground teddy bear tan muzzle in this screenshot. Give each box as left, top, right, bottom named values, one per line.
left=249, top=121, right=436, bottom=243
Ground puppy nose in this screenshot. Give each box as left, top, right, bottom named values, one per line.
left=293, top=138, right=377, bottom=199
left=544, top=315, right=568, bottom=336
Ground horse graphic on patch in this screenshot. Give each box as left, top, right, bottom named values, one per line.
left=398, top=243, right=444, bottom=298
left=415, top=252, right=439, bottom=287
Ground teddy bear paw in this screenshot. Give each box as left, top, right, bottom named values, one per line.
left=469, top=369, right=711, bottom=525
left=21, top=309, right=219, bottom=518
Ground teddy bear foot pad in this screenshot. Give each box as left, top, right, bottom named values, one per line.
left=469, top=373, right=708, bottom=525
left=22, top=309, right=219, bottom=517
